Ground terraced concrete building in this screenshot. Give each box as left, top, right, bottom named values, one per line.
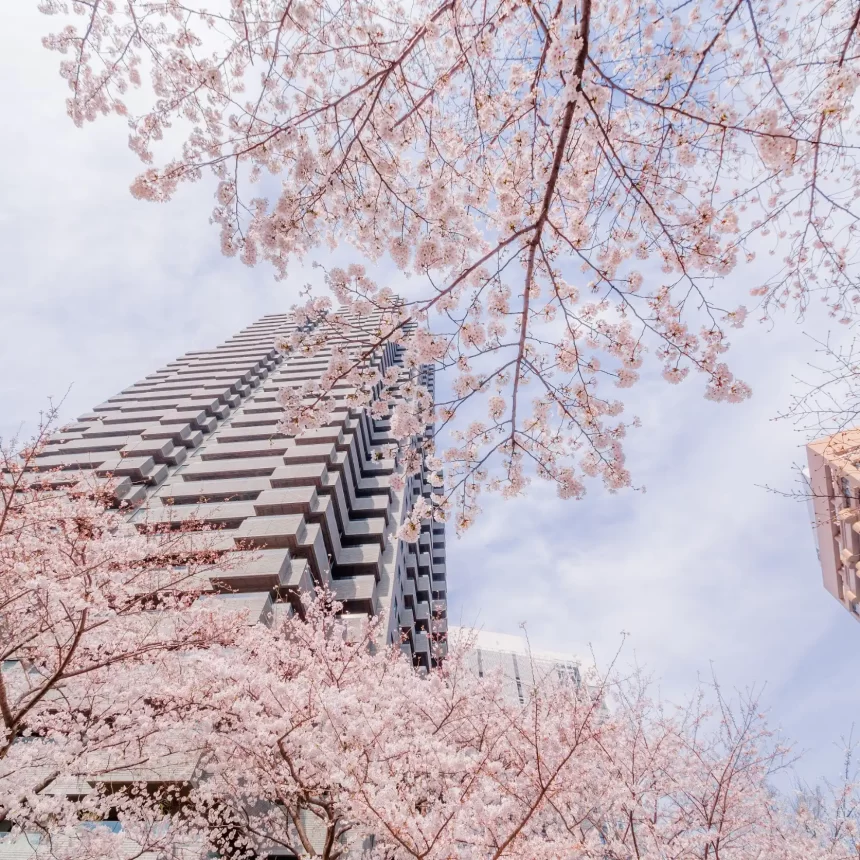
left=29, top=311, right=448, bottom=667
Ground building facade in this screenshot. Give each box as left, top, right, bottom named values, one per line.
left=448, top=627, right=582, bottom=703
left=26, top=310, right=448, bottom=666
left=807, top=430, right=860, bottom=620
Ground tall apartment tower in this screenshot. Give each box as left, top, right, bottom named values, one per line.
left=29, top=310, right=448, bottom=665
left=807, top=430, right=860, bottom=621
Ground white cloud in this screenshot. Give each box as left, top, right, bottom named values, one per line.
left=0, top=6, right=362, bottom=441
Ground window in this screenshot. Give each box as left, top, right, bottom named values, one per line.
left=556, top=662, right=581, bottom=687
left=511, top=655, right=526, bottom=704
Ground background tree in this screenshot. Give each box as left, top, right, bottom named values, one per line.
left=778, top=334, right=860, bottom=440
left=36, top=0, right=860, bottom=529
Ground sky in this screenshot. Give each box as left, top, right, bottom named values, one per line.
left=3, top=4, right=858, bottom=788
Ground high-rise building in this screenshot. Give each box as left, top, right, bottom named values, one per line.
left=807, top=430, right=860, bottom=620
left=448, top=627, right=582, bottom=703
left=26, top=310, right=448, bottom=665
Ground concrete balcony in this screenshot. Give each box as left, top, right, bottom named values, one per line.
left=842, top=546, right=860, bottom=566
left=413, top=632, right=430, bottom=656
left=196, top=591, right=274, bottom=627
left=209, top=548, right=305, bottom=594
left=331, top=575, right=377, bottom=616
left=233, top=513, right=307, bottom=549
left=431, top=617, right=448, bottom=635
left=839, top=507, right=860, bottom=524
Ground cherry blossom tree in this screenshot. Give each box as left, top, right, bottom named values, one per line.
left=5, top=591, right=860, bottom=860
left=0, top=412, right=244, bottom=831
left=3, top=417, right=860, bottom=858
left=37, top=0, right=860, bottom=529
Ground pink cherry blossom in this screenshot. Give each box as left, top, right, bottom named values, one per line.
left=4, top=411, right=860, bottom=859
left=37, top=0, right=860, bottom=530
